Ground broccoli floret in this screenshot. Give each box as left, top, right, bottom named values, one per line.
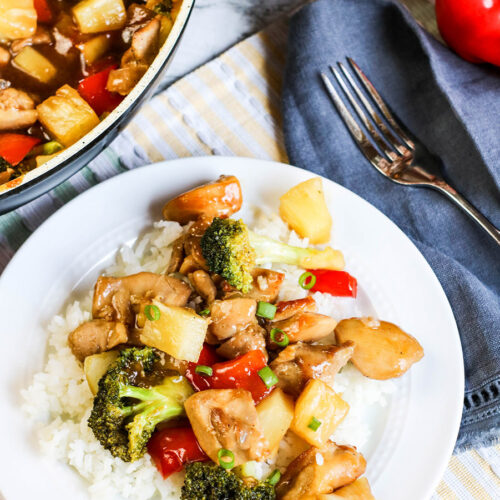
left=181, top=463, right=276, bottom=500
left=201, top=217, right=344, bottom=292
left=0, top=157, right=11, bottom=172
left=153, top=0, right=173, bottom=14
left=88, top=347, right=193, bottom=462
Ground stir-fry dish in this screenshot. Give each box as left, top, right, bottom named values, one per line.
left=23, top=175, right=424, bottom=499
left=0, top=0, right=182, bottom=187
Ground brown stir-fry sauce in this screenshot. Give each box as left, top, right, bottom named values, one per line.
left=0, top=0, right=181, bottom=185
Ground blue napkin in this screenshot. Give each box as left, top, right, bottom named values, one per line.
left=282, top=0, right=500, bottom=451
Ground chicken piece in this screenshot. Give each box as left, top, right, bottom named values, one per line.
left=162, top=175, right=243, bottom=224
left=271, top=312, right=337, bottom=344
left=68, top=320, right=128, bottom=361
left=179, top=255, right=201, bottom=275
left=0, top=47, right=10, bottom=67
left=183, top=216, right=211, bottom=269
left=10, top=26, right=52, bottom=53
left=274, top=296, right=317, bottom=322
left=216, top=324, right=268, bottom=360
left=166, top=235, right=185, bottom=273
left=208, top=297, right=257, bottom=340
left=335, top=318, right=424, bottom=380
left=189, top=270, right=217, bottom=304
left=184, top=389, right=269, bottom=466
left=270, top=342, right=354, bottom=397
left=276, top=442, right=366, bottom=499
left=107, top=17, right=160, bottom=96
left=0, top=88, right=37, bottom=130
left=221, top=268, right=285, bottom=303
left=121, top=3, right=156, bottom=44
left=331, top=477, right=375, bottom=499
left=92, top=272, right=191, bottom=325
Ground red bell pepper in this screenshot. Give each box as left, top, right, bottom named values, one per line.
left=0, top=134, right=41, bottom=166
left=78, top=66, right=123, bottom=116
left=185, top=344, right=222, bottom=391
left=147, top=427, right=208, bottom=479
left=435, top=0, right=500, bottom=67
left=186, top=349, right=273, bottom=404
left=307, top=269, right=357, bottom=298
left=34, top=0, right=53, bottom=23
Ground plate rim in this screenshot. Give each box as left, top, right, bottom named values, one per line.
left=0, top=156, right=464, bottom=500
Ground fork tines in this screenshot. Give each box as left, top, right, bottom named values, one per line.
left=320, top=59, right=414, bottom=176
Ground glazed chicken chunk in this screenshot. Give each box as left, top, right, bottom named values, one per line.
left=92, top=272, right=191, bottom=325
left=184, top=388, right=269, bottom=466
left=208, top=297, right=258, bottom=340
left=0, top=88, right=38, bottom=130
left=270, top=342, right=355, bottom=397
left=270, top=311, right=337, bottom=344
left=274, top=296, right=317, bottom=322
left=276, top=442, right=366, bottom=499
left=68, top=319, right=127, bottom=361
left=220, top=268, right=285, bottom=303
left=216, top=324, right=268, bottom=360
left=335, top=318, right=424, bottom=380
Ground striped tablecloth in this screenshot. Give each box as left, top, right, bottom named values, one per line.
left=0, top=6, right=499, bottom=500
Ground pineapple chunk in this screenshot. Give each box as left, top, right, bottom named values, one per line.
left=72, top=0, right=127, bottom=34
left=139, top=300, right=209, bottom=362
left=13, top=47, right=57, bottom=84
left=77, top=34, right=112, bottom=65
left=0, top=0, right=36, bottom=39
left=256, top=388, right=295, bottom=457
left=280, top=177, right=333, bottom=244
left=332, top=477, right=375, bottom=499
left=291, top=379, right=349, bottom=448
left=84, top=351, right=119, bottom=395
left=37, top=85, right=99, bottom=146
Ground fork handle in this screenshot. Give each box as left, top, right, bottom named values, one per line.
left=433, top=184, right=500, bottom=246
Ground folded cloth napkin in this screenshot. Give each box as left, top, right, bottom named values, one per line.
left=282, top=0, right=500, bottom=451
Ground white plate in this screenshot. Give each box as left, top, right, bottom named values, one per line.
left=0, top=157, right=463, bottom=500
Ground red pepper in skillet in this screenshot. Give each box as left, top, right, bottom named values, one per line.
left=34, top=0, right=53, bottom=23
left=0, top=133, right=41, bottom=165
left=435, top=0, right=500, bottom=66
left=148, top=426, right=208, bottom=479
left=78, top=66, right=124, bottom=116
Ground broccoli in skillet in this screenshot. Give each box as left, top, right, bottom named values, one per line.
left=181, top=462, right=276, bottom=500
left=88, top=347, right=193, bottom=462
left=201, top=217, right=344, bottom=293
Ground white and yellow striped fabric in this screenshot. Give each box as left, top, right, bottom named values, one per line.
left=0, top=9, right=499, bottom=500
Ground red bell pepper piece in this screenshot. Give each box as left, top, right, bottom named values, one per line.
left=34, top=0, right=53, bottom=23
left=0, top=134, right=41, bottom=166
left=435, top=0, right=500, bottom=67
left=307, top=269, right=357, bottom=298
left=147, top=427, right=208, bottom=479
left=186, top=349, right=273, bottom=404
left=185, top=344, right=222, bottom=391
left=78, top=66, right=123, bottom=116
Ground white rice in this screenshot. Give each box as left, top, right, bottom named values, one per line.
left=22, top=211, right=394, bottom=499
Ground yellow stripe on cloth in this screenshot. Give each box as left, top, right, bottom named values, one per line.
left=119, top=16, right=499, bottom=500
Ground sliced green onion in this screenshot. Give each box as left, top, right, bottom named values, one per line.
left=218, top=448, right=235, bottom=469
left=199, top=308, right=210, bottom=316
left=299, top=271, right=316, bottom=290
left=42, top=141, right=63, bottom=155
left=270, top=328, right=289, bottom=347
left=267, top=469, right=281, bottom=486
left=256, top=301, right=277, bottom=320
left=258, top=366, right=278, bottom=389
left=144, top=304, right=160, bottom=321
left=308, top=416, right=322, bottom=431
left=195, top=365, right=213, bottom=376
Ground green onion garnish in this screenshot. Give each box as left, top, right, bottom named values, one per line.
left=267, top=469, right=281, bottom=486
left=258, top=366, right=278, bottom=388
left=144, top=304, right=160, bottom=321
left=308, top=416, right=322, bottom=431
left=256, top=301, right=277, bottom=320
left=195, top=365, right=213, bottom=376
left=299, top=271, right=316, bottom=290
left=199, top=309, right=210, bottom=316
left=270, top=328, right=289, bottom=347
left=218, top=448, right=235, bottom=469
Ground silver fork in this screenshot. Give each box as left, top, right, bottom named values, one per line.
left=320, top=58, right=500, bottom=246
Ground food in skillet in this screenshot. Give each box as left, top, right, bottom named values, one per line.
left=0, top=0, right=182, bottom=187
left=23, top=174, right=424, bottom=499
